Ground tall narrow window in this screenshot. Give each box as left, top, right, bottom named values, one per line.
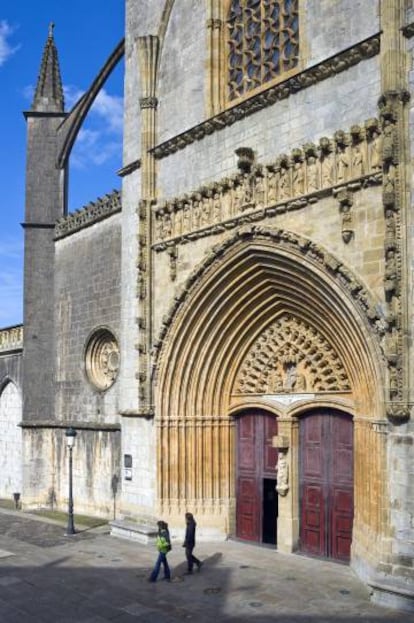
left=227, top=0, right=299, bottom=102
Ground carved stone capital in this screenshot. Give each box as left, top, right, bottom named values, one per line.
left=386, top=403, right=411, bottom=422
left=140, top=96, right=158, bottom=110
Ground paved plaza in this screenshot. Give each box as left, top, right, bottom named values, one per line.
left=0, top=507, right=410, bottom=622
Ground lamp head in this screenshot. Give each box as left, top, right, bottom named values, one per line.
left=65, top=427, right=77, bottom=448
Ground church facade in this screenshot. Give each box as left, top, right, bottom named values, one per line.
left=1, top=0, right=414, bottom=611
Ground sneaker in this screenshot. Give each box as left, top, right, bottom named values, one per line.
left=184, top=570, right=193, bottom=575
left=197, top=562, right=203, bottom=571
left=148, top=578, right=156, bottom=582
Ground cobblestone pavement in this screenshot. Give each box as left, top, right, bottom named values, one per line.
left=0, top=508, right=411, bottom=622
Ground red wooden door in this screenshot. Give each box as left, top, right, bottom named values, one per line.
left=300, top=411, right=353, bottom=562
left=236, top=411, right=278, bottom=542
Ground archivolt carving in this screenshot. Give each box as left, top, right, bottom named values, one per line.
left=234, top=316, right=351, bottom=394
left=152, top=228, right=385, bottom=379
left=153, top=119, right=382, bottom=250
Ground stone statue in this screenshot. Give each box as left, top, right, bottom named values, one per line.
left=276, top=452, right=289, bottom=496
left=306, top=155, right=319, bottom=192
left=351, top=143, right=364, bottom=178
left=336, top=145, right=350, bottom=183
left=292, top=160, right=304, bottom=195
left=370, top=128, right=382, bottom=170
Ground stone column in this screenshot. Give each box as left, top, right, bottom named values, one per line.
left=273, top=416, right=299, bottom=553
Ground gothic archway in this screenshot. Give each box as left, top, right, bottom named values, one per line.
left=155, top=230, right=385, bottom=548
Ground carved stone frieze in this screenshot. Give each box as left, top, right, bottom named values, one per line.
left=0, top=325, right=23, bottom=353
left=55, top=190, right=121, bottom=240
left=234, top=315, right=351, bottom=394
left=153, top=120, right=383, bottom=249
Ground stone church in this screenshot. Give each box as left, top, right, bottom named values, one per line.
left=1, top=0, right=414, bottom=611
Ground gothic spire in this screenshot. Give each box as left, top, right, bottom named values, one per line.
left=32, top=23, right=65, bottom=113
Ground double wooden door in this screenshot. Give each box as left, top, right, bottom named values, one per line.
left=236, top=411, right=278, bottom=544
left=300, top=411, right=353, bottom=562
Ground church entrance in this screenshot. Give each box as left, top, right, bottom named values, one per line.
left=236, top=410, right=278, bottom=544
left=299, top=411, right=353, bottom=562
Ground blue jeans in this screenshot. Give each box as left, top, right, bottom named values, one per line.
left=149, top=552, right=170, bottom=581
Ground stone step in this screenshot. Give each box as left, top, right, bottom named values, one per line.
left=110, top=519, right=158, bottom=544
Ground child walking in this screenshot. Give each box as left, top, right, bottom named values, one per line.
left=148, top=520, right=172, bottom=582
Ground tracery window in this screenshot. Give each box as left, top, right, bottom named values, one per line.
left=227, top=0, right=299, bottom=101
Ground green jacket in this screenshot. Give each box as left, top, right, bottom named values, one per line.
left=156, top=530, right=171, bottom=554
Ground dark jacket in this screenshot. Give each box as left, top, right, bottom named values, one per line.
left=184, top=518, right=196, bottom=548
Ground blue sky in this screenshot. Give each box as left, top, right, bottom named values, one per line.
left=0, top=2, right=125, bottom=328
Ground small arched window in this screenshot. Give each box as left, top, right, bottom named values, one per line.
left=226, top=0, right=299, bottom=102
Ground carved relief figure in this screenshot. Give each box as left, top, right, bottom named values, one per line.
left=267, top=168, right=277, bottom=202
left=385, top=210, right=396, bottom=247
left=306, top=154, right=319, bottom=192
left=266, top=367, right=284, bottom=393
left=192, top=194, right=201, bottom=229
left=383, top=119, right=395, bottom=164
left=336, top=144, right=350, bottom=184
left=233, top=179, right=245, bottom=212
left=200, top=195, right=211, bottom=227
left=213, top=191, right=221, bottom=223
left=320, top=138, right=334, bottom=188
left=369, top=128, right=382, bottom=170
left=278, top=161, right=290, bottom=200
left=182, top=202, right=191, bottom=233
left=384, top=248, right=398, bottom=300
left=174, top=205, right=183, bottom=237
left=255, top=173, right=266, bottom=206
left=292, top=158, right=304, bottom=196
left=276, top=452, right=289, bottom=496
left=163, top=211, right=172, bottom=238
left=351, top=143, right=365, bottom=178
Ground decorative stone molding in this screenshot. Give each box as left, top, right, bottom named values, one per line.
left=152, top=227, right=386, bottom=378
left=234, top=315, right=351, bottom=394
left=85, top=328, right=120, bottom=391
left=152, top=120, right=382, bottom=250
left=117, top=159, right=141, bottom=178
left=20, top=420, right=121, bottom=431
left=151, top=34, right=380, bottom=160
left=55, top=190, right=121, bottom=240
left=377, top=89, right=410, bottom=420
left=139, top=96, right=158, bottom=109
left=0, top=325, right=23, bottom=353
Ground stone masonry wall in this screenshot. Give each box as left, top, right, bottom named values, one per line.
left=54, top=213, right=122, bottom=423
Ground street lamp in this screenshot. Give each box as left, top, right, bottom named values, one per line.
left=65, top=427, right=77, bottom=535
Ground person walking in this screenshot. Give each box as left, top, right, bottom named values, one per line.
left=183, top=512, right=202, bottom=574
left=148, top=520, right=171, bottom=582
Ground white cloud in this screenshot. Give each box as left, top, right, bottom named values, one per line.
left=63, top=84, right=85, bottom=109
left=0, top=20, right=19, bottom=67
left=91, top=89, right=123, bottom=134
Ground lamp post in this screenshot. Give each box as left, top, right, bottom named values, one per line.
left=65, top=427, right=77, bottom=535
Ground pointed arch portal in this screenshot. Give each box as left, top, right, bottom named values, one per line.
left=156, top=232, right=386, bottom=556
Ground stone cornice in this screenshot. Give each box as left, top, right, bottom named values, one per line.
left=54, top=189, right=122, bottom=240
left=0, top=325, right=23, bottom=354
left=151, top=34, right=380, bottom=160
left=117, top=159, right=142, bottom=177
left=20, top=420, right=121, bottom=431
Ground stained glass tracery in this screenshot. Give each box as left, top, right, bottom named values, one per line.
left=227, top=0, right=299, bottom=101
